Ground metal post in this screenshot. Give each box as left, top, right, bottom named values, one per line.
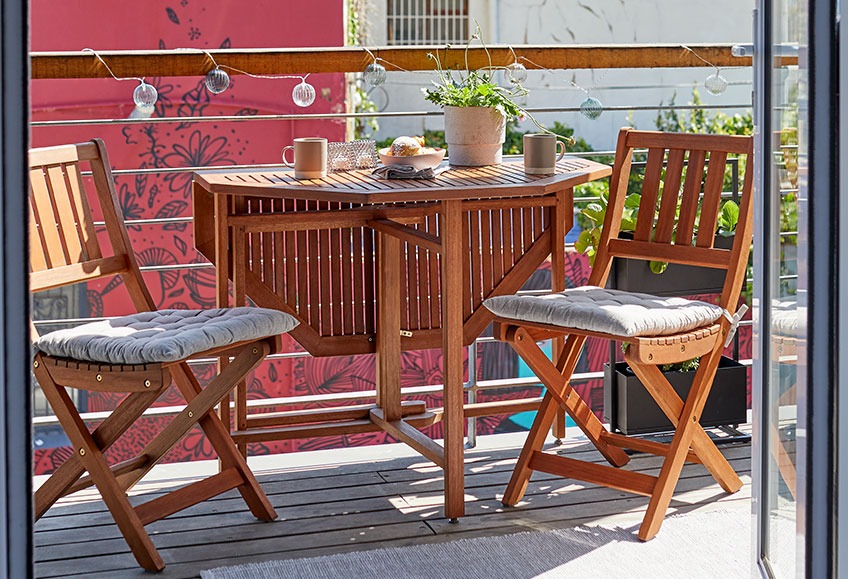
left=465, top=340, right=478, bottom=449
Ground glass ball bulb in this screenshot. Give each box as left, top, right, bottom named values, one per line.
left=292, top=79, right=316, bottom=108
left=704, top=71, right=728, bottom=96
left=205, top=68, right=230, bottom=94
left=579, top=96, right=603, bottom=120
left=364, top=62, right=387, bottom=86
left=133, top=81, right=158, bottom=112
left=505, top=62, right=528, bottom=84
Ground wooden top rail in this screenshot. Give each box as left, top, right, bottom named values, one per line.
left=30, top=43, right=768, bottom=80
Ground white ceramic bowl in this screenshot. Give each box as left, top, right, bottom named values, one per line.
left=378, top=147, right=446, bottom=171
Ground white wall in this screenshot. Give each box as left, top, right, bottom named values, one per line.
left=363, top=0, right=753, bottom=151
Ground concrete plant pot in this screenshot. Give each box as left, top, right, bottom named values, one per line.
left=444, top=105, right=506, bottom=166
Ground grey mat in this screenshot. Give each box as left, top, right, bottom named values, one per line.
left=201, top=509, right=753, bottom=579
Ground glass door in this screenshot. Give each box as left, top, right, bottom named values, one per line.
left=753, top=0, right=806, bottom=576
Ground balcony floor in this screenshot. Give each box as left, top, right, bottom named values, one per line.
left=34, top=430, right=752, bottom=578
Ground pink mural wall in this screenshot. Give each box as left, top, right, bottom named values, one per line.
left=28, top=2, right=753, bottom=475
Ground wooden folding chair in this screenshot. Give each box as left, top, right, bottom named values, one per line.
left=29, top=139, right=299, bottom=571
left=485, top=129, right=753, bottom=540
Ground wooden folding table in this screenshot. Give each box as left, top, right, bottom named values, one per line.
left=192, top=157, right=611, bottom=520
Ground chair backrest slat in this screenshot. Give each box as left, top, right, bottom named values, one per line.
left=676, top=149, right=706, bottom=246
left=29, top=139, right=156, bottom=312
left=29, top=167, right=70, bottom=268
left=695, top=150, right=728, bottom=248
left=654, top=148, right=686, bottom=244
left=633, top=147, right=665, bottom=242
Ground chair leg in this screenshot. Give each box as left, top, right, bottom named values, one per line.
left=503, top=393, right=562, bottom=506
left=170, top=358, right=277, bottom=520
left=116, top=341, right=277, bottom=521
left=508, top=328, right=629, bottom=467
left=628, top=350, right=735, bottom=541
left=35, top=366, right=165, bottom=571
left=34, top=388, right=161, bottom=519
left=626, top=356, right=742, bottom=494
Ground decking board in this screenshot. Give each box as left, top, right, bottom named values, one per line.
left=35, top=432, right=752, bottom=579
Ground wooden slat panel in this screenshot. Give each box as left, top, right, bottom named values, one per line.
left=696, top=151, right=728, bottom=248
left=480, top=210, right=493, bottom=297
left=29, top=189, right=49, bottom=272
left=30, top=255, right=130, bottom=292
left=319, top=223, right=331, bottom=334
left=427, top=214, right=440, bottom=328
left=352, top=225, right=365, bottom=333
left=416, top=222, right=431, bottom=328
left=469, top=209, right=482, bottom=310
left=330, top=224, right=343, bottom=335
left=64, top=163, right=102, bottom=261
left=500, top=207, right=513, bottom=273
left=511, top=207, right=522, bottom=269
left=654, top=148, right=685, bottom=244
left=341, top=220, right=354, bottom=335
left=462, top=213, right=471, bottom=320
left=273, top=200, right=284, bottom=296
left=492, top=210, right=504, bottom=285
left=29, top=167, right=69, bottom=267
left=262, top=199, right=273, bottom=289
left=363, top=228, right=375, bottom=334
left=634, top=147, right=665, bottom=242
left=676, top=149, right=706, bottom=246
left=407, top=241, right=420, bottom=330
left=522, top=205, right=533, bottom=253
left=307, top=225, right=320, bottom=330
left=46, top=164, right=85, bottom=263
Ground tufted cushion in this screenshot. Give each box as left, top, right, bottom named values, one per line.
left=484, top=286, right=723, bottom=338
left=772, top=299, right=806, bottom=338
left=34, top=308, right=299, bottom=365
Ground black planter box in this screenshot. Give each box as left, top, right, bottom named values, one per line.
left=607, top=235, right=733, bottom=296
left=603, top=356, right=747, bottom=435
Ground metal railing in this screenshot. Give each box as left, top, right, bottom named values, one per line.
left=29, top=44, right=762, bottom=447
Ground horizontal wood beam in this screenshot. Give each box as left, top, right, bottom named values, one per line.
left=30, top=44, right=763, bottom=80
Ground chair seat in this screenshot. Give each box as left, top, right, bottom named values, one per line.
left=34, top=307, right=299, bottom=365
left=484, top=286, right=724, bottom=338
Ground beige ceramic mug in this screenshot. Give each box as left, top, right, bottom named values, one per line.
left=523, top=133, right=566, bottom=175
left=282, top=137, right=328, bottom=179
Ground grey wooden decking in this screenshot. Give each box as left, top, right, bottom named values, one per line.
left=34, top=431, right=752, bottom=578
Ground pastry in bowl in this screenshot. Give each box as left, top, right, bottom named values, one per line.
left=389, top=136, right=425, bottom=157
left=379, top=136, right=446, bottom=170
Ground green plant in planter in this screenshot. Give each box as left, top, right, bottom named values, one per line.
left=575, top=189, right=740, bottom=272
left=421, top=24, right=573, bottom=145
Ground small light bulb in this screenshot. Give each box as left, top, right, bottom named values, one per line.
left=292, top=78, right=316, bottom=107
left=704, top=70, right=728, bottom=95
left=364, top=61, right=387, bottom=86
left=579, top=96, right=603, bottom=120
left=205, top=68, right=230, bottom=94
left=505, top=62, right=528, bottom=84
left=133, top=80, right=158, bottom=112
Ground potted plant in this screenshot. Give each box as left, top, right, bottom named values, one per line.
left=604, top=352, right=747, bottom=435
left=423, top=26, right=566, bottom=166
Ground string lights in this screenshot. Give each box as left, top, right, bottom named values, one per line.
left=83, top=48, right=159, bottom=115
left=504, top=47, right=528, bottom=84
left=83, top=47, right=318, bottom=112
left=518, top=55, right=605, bottom=120
left=362, top=48, right=388, bottom=86
left=682, top=45, right=728, bottom=96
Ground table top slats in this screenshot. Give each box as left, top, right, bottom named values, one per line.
left=195, top=158, right=611, bottom=204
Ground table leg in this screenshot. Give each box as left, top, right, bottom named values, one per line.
left=376, top=232, right=402, bottom=421
left=551, top=188, right=572, bottom=442
left=441, top=199, right=465, bottom=521
left=214, top=193, right=231, bottom=433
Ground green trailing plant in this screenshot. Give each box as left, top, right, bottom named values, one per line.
left=422, top=23, right=574, bottom=146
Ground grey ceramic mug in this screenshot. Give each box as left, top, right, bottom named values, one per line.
left=523, top=133, right=566, bottom=175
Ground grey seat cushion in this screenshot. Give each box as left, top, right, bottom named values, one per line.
left=34, top=307, right=299, bottom=365
left=484, top=286, right=724, bottom=338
